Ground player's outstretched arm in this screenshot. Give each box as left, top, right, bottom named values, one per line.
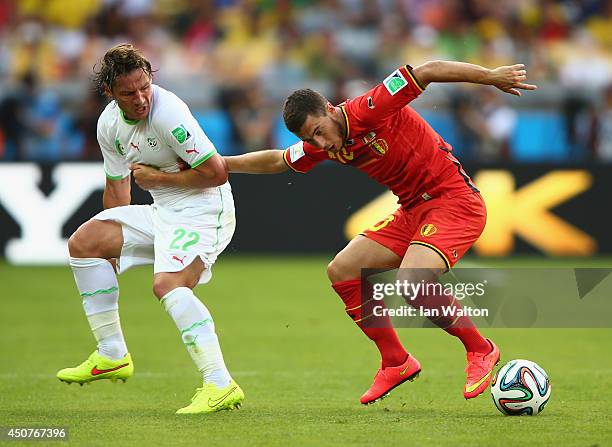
left=412, top=61, right=537, bottom=96
left=224, top=150, right=289, bottom=174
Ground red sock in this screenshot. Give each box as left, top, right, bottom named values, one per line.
left=332, top=279, right=408, bottom=367
left=411, top=290, right=489, bottom=354
left=446, top=326, right=490, bottom=353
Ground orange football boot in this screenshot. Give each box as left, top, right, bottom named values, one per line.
left=464, top=339, right=500, bottom=399
left=360, top=354, right=421, bottom=405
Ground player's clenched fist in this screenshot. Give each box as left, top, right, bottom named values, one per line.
left=488, top=64, right=537, bottom=96
left=129, top=163, right=159, bottom=190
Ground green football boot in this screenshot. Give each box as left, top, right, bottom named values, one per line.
left=57, top=351, right=133, bottom=385
left=176, top=379, right=244, bottom=414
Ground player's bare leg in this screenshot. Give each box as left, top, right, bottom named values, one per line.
left=57, top=220, right=133, bottom=385
left=399, top=244, right=500, bottom=399
left=327, top=236, right=421, bottom=404
left=327, top=235, right=402, bottom=283
left=155, top=259, right=244, bottom=414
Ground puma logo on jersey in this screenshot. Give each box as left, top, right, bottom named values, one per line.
left=130, top=142, right=140, bottom=152
left=186, top=147, right=200, bottom=154
left=172, top=255, right=186, bottom=265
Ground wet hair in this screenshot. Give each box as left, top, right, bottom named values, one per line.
left=93, top=43, right=154, bottom=94
left=282, top=88, right=328, bottom=133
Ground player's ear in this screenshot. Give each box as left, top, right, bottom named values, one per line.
left=326, top=102, right=335, bottom=113
left=103, top=84, right=113, bottom=99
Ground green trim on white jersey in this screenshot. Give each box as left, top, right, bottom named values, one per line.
left=120, top=108, right=140, bottom=125
left=105, top=170, right=127, bottom=181
left=191, top=150, right=217, bottom=168
left=213, top=187, right=224, bottom=249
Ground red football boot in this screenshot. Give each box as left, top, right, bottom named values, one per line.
left=463, top=338, right=500, bottom=399
left=360, top=354, right=421, bottom=405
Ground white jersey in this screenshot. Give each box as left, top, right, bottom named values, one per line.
left=97, top=84, right=223, bottom=208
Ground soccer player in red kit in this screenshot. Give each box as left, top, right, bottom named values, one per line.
left=225, top=60, right=536, bottom=404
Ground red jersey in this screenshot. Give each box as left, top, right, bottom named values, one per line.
left=283, top=65, right=478, bottom=210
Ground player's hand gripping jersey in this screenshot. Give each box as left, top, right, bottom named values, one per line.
left=97, top=84, right=221, bottom=207
left=283, top=65, right=478, bottom=209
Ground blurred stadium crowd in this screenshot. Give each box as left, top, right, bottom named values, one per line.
left=0, top=0, right=611, bottom=163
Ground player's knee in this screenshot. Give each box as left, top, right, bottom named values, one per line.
left=67, top=233, right=81, bottom=257
left=153, top=261, right=202, bottom=299
left=68, top=222, right=98, bottom=258
left=69, top=220, right=121, bottom=259
left=327, top=256, right=358, bottom=284
left=152, top=277, right=172, bottom=300
left=152, top=276, right=189, bottom=300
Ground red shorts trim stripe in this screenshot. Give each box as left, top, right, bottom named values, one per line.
left=409, top=241, right=451, bottom=270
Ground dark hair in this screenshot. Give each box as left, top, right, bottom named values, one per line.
left=93, top=43, right=154, bottom=94
left=283, top=89, right=328, bottom=133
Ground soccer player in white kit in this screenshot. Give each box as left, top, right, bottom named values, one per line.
left=56, top=43, right=244, bottom=414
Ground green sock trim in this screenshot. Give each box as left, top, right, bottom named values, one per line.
left=180, top=318, right=213, bottom=334
left=80, top=286, right=119, bottom=297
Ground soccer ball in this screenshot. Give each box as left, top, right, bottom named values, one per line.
left=491, top=359, right=551, bottom=416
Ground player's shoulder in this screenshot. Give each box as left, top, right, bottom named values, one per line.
left=97, top=100, right=120, bottom=136
left=149, top=85, right=193, bottom=129
left=150, top=85, right=190, bottom=118
left=341, top=97, right=370, bottom=134
left=149, top=84, right=204, bottom=147
left=151, top=84, right=186, bottom=106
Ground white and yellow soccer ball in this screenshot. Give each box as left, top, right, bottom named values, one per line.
left=491, top=359, right=551, bottom=416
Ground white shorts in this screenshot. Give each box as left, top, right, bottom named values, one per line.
left=93, top=184, right=235, bottom=284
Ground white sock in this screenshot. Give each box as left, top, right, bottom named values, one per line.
left=161, top=287, right=231, bottom=387
left=70, top=257, right=128, bottom=360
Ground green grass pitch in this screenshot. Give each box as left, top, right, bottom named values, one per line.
left=0, top=256, right=611, bottom=446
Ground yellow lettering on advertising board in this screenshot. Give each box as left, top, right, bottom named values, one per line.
left=344, top=170, right=596, bottom=256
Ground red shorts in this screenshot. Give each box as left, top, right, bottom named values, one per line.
left=362, top=192, right=487, bottom=269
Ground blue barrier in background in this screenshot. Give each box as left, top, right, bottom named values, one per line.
left=510, top=112, right=570, bottom=162
left=194, top=110, right=238, bottom=156
left=419, top=110, right=571, bottom=162
left=0, top=108, right=576, bottom=161
left=195, top=109, right=572, bottom=160
left=273, top=115, right=300, bottom=149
